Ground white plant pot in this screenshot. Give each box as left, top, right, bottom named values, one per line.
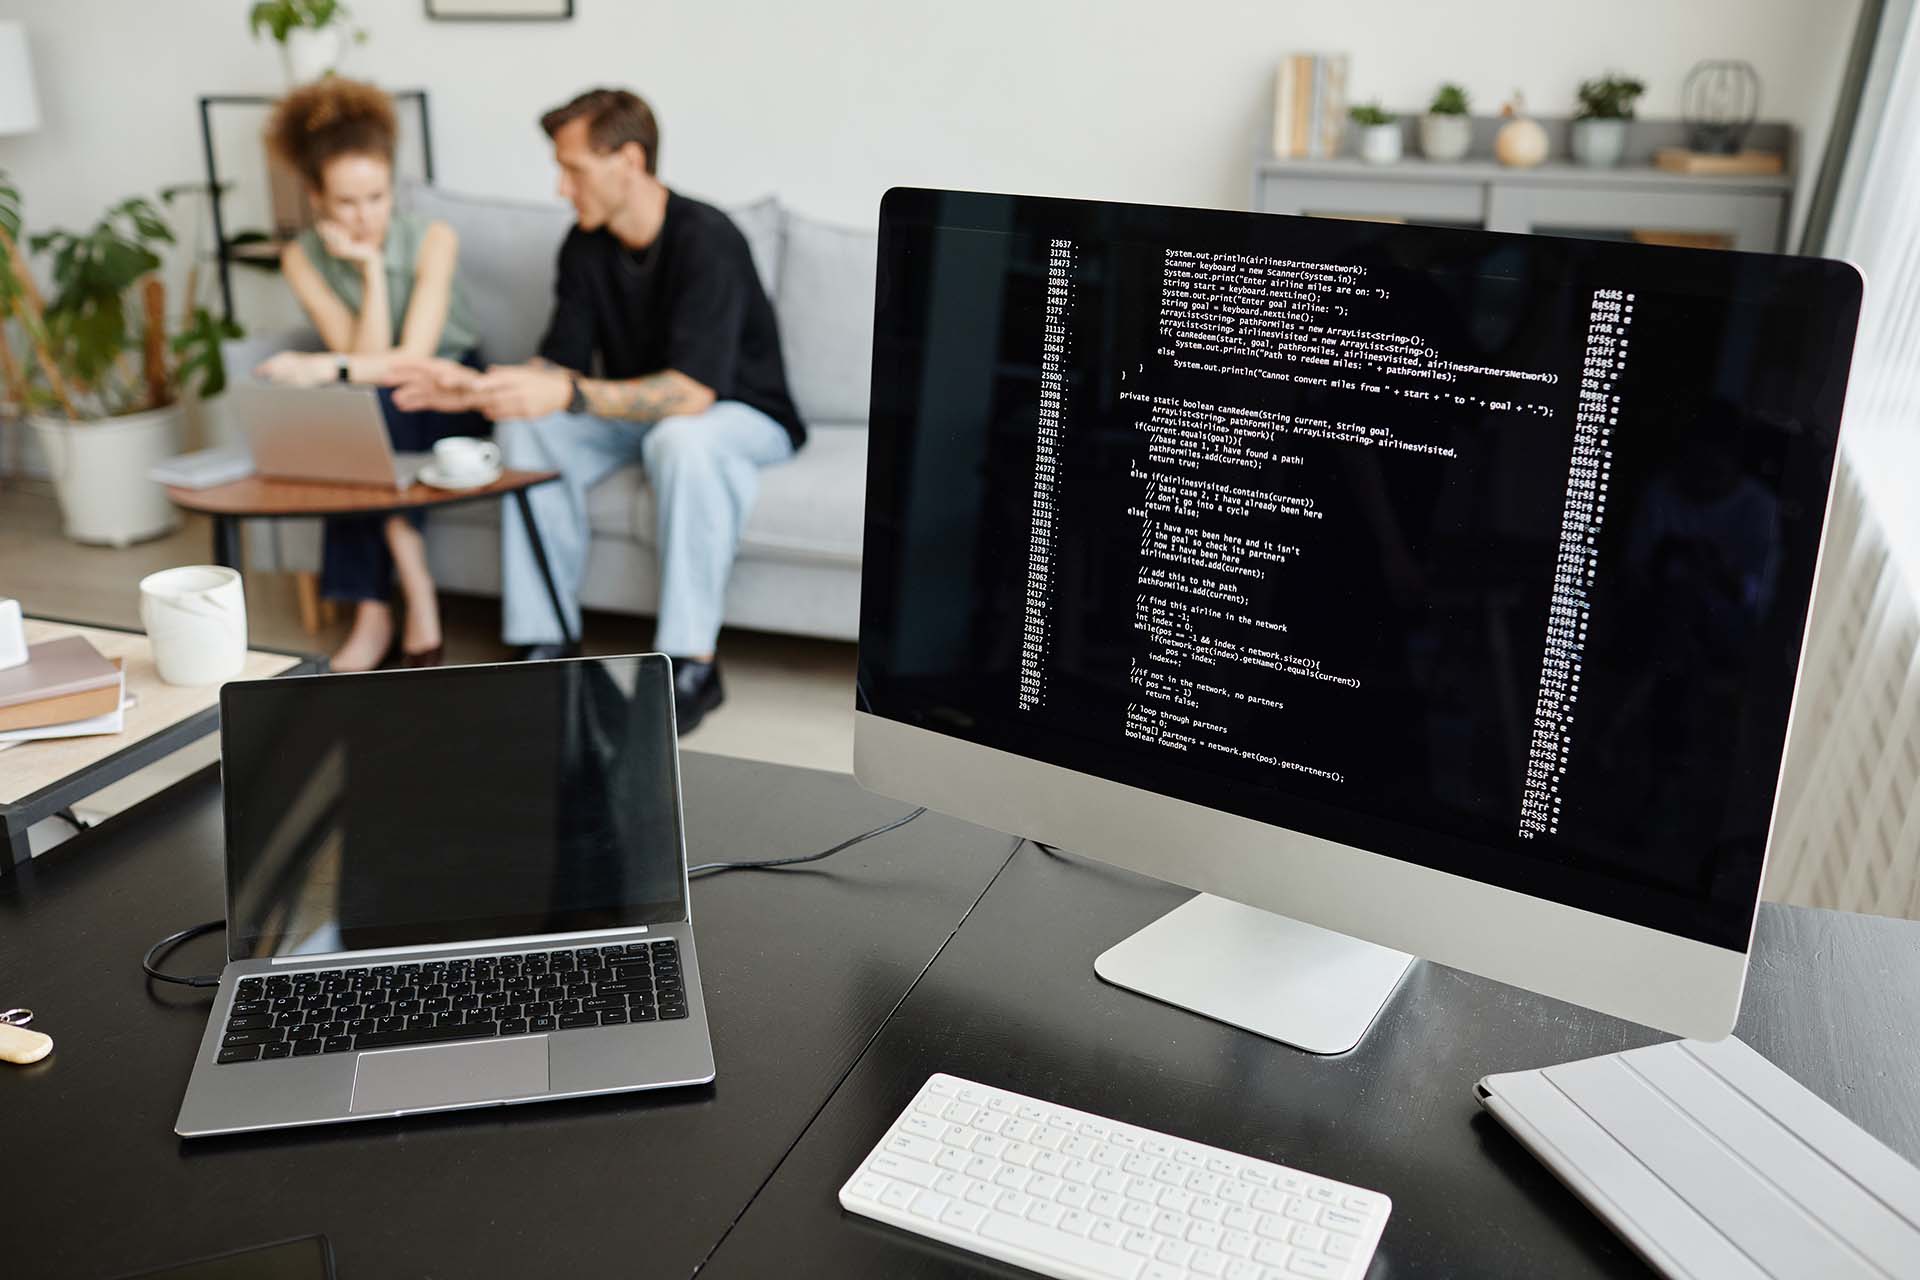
left=1571, top=118, right=1629, bottom=168
left=281, top=26, right=344, bottom=85
left=1419, top=113, right=1472, bottom=162
left=1357, top=124, right=1403, bottom=165
left=27, top=404, right=185, bottom=548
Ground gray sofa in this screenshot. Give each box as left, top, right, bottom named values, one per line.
left=226, top=184, right=876, bottom=643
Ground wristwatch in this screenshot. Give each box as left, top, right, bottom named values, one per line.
left=566, top=375, right=588, bottom=415
left=335, top=355, right=352, bottom=383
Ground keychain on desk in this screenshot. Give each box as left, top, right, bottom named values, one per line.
left=0, top=1008, right=52, bottom=1064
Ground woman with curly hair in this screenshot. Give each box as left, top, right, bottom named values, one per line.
left=257, top=76, right=483, bottom=670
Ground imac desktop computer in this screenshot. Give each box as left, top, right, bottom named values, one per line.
left=852, top=188, right=1862, bottom=1052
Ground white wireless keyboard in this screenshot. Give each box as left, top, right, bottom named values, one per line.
left=839, top=1073, right=1391, bottom=1279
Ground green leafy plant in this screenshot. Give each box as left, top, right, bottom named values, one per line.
left=1575, top=74, right=1646, bottom=121
left=172, top=309, right=244, bottom=399
left=1429, top=84, right=1470, bottom=116
left=1348, top=102, right=1395, bottom=127
left=32, top=198, right=171, bottom=392
left=249, top=0, right=365, bottom=44
left=0, top=183, right=241, bottom=419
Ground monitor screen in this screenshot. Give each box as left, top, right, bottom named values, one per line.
left=859, top=189, right=1860, bottom=952
left=221, top=656, right=688, bottom=959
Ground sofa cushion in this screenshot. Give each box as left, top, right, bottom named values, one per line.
left=402, top=184, right=573, bottom=363
left=728, top=195, right=785, bottom=300
left=777, top=211, right=877, bottom=427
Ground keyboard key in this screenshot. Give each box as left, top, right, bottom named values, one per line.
left=222, top=1029, right=277, bottom=1048
left=226, top=1014, right=273, bottom=1032
left=600, top=1010, right=628, bottom=1025
left=262, top=1043, right=293, bottom=1059
left=558, top=1012, right=599, bottom=1030
left=500, top=1018, right=530, bottom=1036
left=660, top=1004, right=688, bottom=1020
left=292, top=1038, right=323, bottom=1056
left=529, top=1015, right=557, bottom=1033
left=323, top=1036, right=353, bottom=1053
left=230, top=1000, right=268, bottom=1017
left=216, top=1045, right=261, bottom=1064
left=631, top=1005, right=659, bottom=1021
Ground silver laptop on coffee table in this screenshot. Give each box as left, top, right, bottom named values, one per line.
left=175, top=654, right=716, bottom=1138
left=230, top=380, right=429, bottom=489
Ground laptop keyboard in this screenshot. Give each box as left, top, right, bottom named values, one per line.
left=215, top=940, right=686, bottom=1065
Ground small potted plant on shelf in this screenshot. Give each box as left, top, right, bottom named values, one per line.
left=1420, top=84, right=1472, bottom=161
left=1349, top=102, right=1401, bottom=165
left=249, top=0, right=366, bottom=86
left=0, top=173, right=240, bottom=547
left=1572, top=73, right=1645, bottom=167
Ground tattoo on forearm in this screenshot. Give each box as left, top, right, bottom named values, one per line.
left=582, top=372, right=700, bottom=423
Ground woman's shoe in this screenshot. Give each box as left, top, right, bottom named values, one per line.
left=401, top=643, right=445, bottom=668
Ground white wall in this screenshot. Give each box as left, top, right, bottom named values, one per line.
left=0, top=0, right=1863, bottom=298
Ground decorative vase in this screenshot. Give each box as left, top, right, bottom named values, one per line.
left=1495, top=111, right=1549, bottom=168
left=1357, top=124, right=1402, bottom=165
left=1571, top=118, right=1629, bottom=168
left=281, top=26, right=344, bottom=85
left=26, top=404, right=185, bottom=547
left=1419, top=114, right=1472, bottom=162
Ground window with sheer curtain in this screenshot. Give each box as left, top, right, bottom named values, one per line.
left=1765, top=0, right=1920, bottom=920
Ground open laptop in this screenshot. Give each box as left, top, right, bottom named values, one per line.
left=174, top=654, right=716, bottom=1138
left=229, top=380, right=428, bottom=489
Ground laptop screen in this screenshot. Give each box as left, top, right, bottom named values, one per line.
left=220, top=655, right=690, bottom=959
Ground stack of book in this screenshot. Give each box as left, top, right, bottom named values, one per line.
left=0, top=635, right=128, bottom=745
left=1272, top=52, right=1350, bottom=160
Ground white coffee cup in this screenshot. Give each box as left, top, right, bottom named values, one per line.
left=139, top=565, right=247, bottom=686
left=433, top=436, right=502, bottom=484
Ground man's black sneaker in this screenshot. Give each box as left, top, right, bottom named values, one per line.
left=671, top=658, right=725, bottom=734
left=518, top=642, right=581, bottom=662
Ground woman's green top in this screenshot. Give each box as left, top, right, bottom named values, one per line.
left=296, top=211, right=479, bottom=359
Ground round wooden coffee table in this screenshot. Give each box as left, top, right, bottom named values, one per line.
left=165, top=469, right=576, bottom=648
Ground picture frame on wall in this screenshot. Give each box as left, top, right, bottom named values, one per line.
left=425, top=0, right=573, bottom=19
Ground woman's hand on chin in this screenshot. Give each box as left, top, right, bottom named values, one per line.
left=316, top=219, right=383, bottom=267
left=254, top=351, right=336, bottom=387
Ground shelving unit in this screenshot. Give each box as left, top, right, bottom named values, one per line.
left=1253, top=116, right=1796, bottom=253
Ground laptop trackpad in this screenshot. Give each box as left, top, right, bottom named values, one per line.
left=350, top=1037, right=550, bottom=1114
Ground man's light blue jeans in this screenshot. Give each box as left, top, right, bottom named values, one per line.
left=496, top=401, right=794, bottom=655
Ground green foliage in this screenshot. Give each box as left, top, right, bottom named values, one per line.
left=249, top=0, right=357, bottom=43
left=0, top=168, right=20, bottom=314
left=172, top=308, right=243, bottom=400
left=31, top=197, right=172, bottom=396
left=1429, top=84, right=1470, bottom=116
left=1575, top=74, right=1646, bottom=121
left=1348, top=102, right=1395, bottom=127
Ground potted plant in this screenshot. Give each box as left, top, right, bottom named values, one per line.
left=249, top=0, right=366, bottom=85
left=0, top=174, right=240, bottom=546
left=1349, top=102, right=1401, bottom=165
left=1572, top=73, right=1645, bottom=167
left=1420, top=84, right=1472, bottom=161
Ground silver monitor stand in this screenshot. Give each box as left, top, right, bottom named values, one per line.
left=1094, top=894, right=1415, bottom=1055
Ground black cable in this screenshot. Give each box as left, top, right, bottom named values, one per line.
left=142, top=919, right=226, bottom=988
left=688, top=806, right=928, bottom=877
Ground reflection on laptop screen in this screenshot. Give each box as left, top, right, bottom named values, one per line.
left=220, top=656, right=687, bottom=958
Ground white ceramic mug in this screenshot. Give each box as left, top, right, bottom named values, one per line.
left=139, top=565, right=247, bottom=686
left=433, top=436, right=502, bottom=483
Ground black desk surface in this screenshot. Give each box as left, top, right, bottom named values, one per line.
left=0, top=752, right=1016, bottom=1280
left=7, top=755, right=1919, bottom=1279
left=703, top=843, right=1920, bottom=1279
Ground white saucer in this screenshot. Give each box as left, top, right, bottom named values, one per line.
left=418, top=461, right=502, bottom=491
